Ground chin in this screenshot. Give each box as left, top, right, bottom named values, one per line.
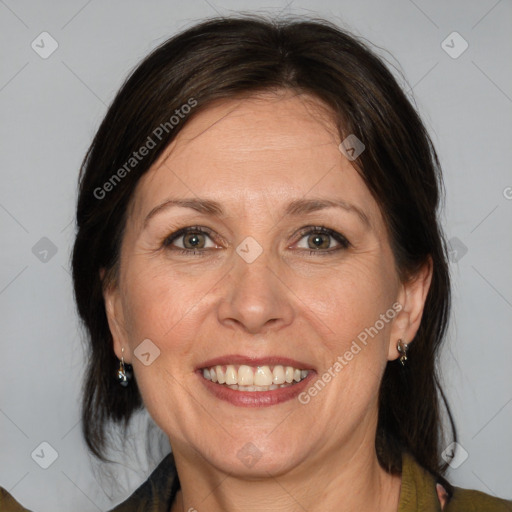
left=199, top=434, right=309, bottom=478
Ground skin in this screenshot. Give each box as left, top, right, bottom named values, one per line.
left=104, top=90, right=432, bottom=512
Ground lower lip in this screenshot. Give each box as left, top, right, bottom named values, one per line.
left=197, top=370, right=316, bottom=407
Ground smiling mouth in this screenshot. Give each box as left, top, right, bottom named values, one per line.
left=201, top=364, right=310, bottom=392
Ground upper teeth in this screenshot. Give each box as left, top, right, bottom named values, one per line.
left=202, top=364, right=309, bottom=386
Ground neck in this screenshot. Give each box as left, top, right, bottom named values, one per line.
left=170, top=443, right=401, bottom=512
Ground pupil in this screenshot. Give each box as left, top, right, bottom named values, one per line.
left=186, top=233, right=203, bottom=248
left=310, top=234, right=327, bottom=249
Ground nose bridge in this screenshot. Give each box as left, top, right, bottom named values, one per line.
left=218, top=237, right=293, bottom=334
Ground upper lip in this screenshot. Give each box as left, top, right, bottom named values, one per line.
left=196, top=354, right=315, bottom=371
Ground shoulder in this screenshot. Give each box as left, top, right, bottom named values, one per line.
left=0, top=487, right=33, bottom=512
left=1, top=454, right=178, bottom=512
left=399, top=452, right=512, bottom=511
left=445, top=486, right=512, bottom=512
left=0, top=453, right=178, bottom=512
left=400, top=451, right=512, bottom=512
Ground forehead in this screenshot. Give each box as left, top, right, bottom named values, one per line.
left=176, top=91, right=338, bottom=150
left=129, top=92, right=381, bottom=225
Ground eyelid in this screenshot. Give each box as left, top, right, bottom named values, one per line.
left=162, top=225, right=219, bottom=247
left=292, top=226, right=351, bottom=251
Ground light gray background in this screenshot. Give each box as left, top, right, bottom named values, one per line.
left=1, top=0, right=511, bottom=510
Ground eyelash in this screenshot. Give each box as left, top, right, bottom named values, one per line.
left=162, top=225, right=350, bottom=257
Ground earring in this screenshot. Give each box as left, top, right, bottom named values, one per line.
left=116, top=347, right=131, bottom=387
left=397, top=339, right=409, bottom=366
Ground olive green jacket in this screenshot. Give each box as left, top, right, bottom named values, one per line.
left=2, top=452, right=511, bottom=511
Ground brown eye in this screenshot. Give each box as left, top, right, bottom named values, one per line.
left=163, top=226, right=217, bottom=253
left=182, top=232, right=206, bottom=249
left=307, top=233, right=331, bottom=250
left=295, top=227, right=350, bottom=254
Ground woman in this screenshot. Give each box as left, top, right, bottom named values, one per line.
left=2, top=15, right=511, bottom=512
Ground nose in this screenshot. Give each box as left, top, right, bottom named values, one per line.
left=217, top=248, right=295, bottom=335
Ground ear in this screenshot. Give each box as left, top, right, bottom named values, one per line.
left=101, top=269, right=132, bottom=364
left=388, top=256, right=433, bottom=361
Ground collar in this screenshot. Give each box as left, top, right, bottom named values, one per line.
left=398, top=451, right=443, bottom=511
left=110, top=450, right=443, bottom=511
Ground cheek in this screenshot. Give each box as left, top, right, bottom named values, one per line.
left=300, top=258, right=396, bottom=341
left=121, top=259, right=216, bottom=343
left=300, top=282, right=393, bottom=419
left=118, top=264, right=208, bottom=426
left=294, top=260, right=397, bottom=403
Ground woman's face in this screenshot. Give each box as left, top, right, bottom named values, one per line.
left=105, top=91, right=430, bottom=477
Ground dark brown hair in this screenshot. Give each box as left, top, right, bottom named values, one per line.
left=72, top=15, right=456, bottom=480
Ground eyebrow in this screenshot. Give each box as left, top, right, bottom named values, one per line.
left=143, top=197, right=371, bottom=228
